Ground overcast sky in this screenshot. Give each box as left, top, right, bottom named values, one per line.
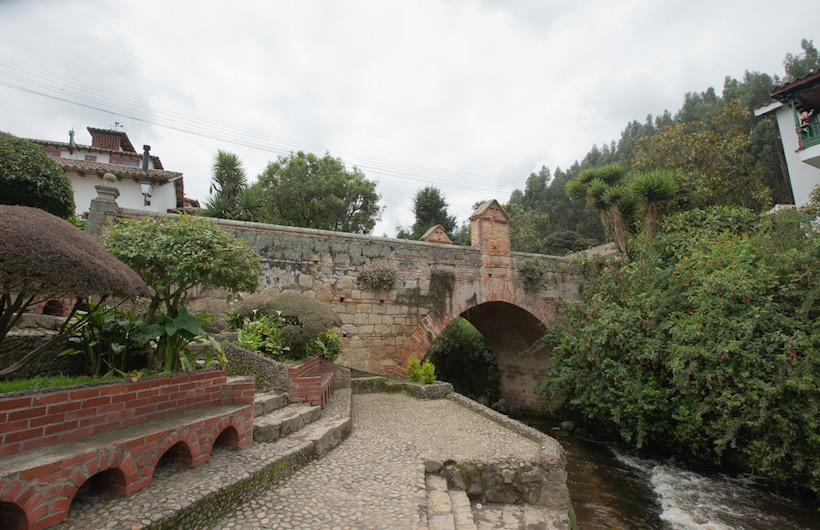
left=0, top=1, right=816, bottom=236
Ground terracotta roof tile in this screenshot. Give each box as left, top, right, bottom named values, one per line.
left=54, top=158, right=182, bottom=184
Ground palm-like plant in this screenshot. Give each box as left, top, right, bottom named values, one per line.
left=602, top=184, right=632, bottom=255
left=233, top=182, right=265, bottom=222
left=629, top=170, right=677, bottom=240
left=211, top=150, right=247, bottom=206
left=202, top=150, right=264, bottom=222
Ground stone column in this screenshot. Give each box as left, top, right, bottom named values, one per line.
left=86, top=173, right=120, bottom=236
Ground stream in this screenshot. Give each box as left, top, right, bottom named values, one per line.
left=523, top=419, right=819, bottom=529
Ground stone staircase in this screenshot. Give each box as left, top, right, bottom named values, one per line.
left=55, top=384, right=351, bottom=529
left=425, top=473, right=568, bottom=530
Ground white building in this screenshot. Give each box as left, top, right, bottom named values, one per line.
left=755, top=70, right=820, bottom=207
left=30, top=127, right=184, bottom=214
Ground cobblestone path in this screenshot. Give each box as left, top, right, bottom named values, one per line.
left=212, top=393, right=541, bottom=530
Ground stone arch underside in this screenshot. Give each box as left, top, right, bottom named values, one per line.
left=460, top=302, right=553, bottom=411
left=401, top=280, right=560, bottom=411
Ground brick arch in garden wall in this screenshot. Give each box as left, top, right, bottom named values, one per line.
left=94, top=198, right=582, bottom=411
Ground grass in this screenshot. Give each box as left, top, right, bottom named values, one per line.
left=0, top=374, right=115, bottom=394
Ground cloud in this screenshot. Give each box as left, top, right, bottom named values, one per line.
left=1, top=0, right=817, bottom=235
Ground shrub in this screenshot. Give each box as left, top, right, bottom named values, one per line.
left=0, top=132, right=75, bottom=218
left=408, top=357, right=436, bottom=384
left=236, top=312, right=290, bottom=361
left=356, top=262, right=397, bottom=290
left=234, top=291, right=341, bottom=358
left=540, top=205, right=820, bottom=498
left=306, top=330, right=343, bottom=362
left=61, top=303, right=150, bottom=376
left=0, top=206, right=148, bottom=379
left=519, top=257, right=551, bottom=292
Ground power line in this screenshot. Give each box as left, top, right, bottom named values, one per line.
left=0, top=56, right=519, bottom=196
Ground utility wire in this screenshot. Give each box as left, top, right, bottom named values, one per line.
left=0, top=56, right=519, bottom=196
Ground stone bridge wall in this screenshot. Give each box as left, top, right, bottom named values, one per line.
left=104, top=200, right=582, bottom=409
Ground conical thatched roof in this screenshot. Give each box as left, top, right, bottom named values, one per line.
left=0, top=205, right=149, bottom=298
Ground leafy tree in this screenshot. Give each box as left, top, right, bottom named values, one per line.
left=783, top=39, right=820, bottom=81
left=257, top=151, right=382, bottom=234
left=427, top=317, right=499, bottom=402
left=398, top=185, right=457, bottom=240
left=632, top=102, right=771, bottom=210
left=566, top=163, right=634, bottom=254
left=211, top=150, right=246, bottom=205
left=0, top=206, right=148, bottom=378
left=104, top=215, right=261, bottom=369
left=540, top=203, right=820, bottom=498
left=0, top=132, right=75, bottom=218
left=202, top=150, right=264, bottom=222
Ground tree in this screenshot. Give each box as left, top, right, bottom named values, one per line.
left=565, top=163, right=634, bottom=254
left=0, top=132, right=75, bottom=218
left=784, top=39, right=820, bottom=81
left=628, top=170, right=677, bottom=240
left=0, top=206, right=148, bottom=378
left=631, top=102, right=771, bottom=210
left=104, top=215, right=261, bottom=369
left=398, top=186, right=457, bottom=240
left=257, top=151, right=382, bottom=234
left=202, top=150, right=264, bottom=222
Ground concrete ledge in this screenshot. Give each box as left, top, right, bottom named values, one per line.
left=351, top=376, right=453, bottom=398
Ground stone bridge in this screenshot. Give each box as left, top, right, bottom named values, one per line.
left=96, top=198, right=581, bottom=410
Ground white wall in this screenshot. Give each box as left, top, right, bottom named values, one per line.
left=69, top=173, right=178, bottom=215
left=771, top=105, right=820, bottom=207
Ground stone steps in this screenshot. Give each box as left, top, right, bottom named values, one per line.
left=253, top=391, right=288, bottom=417
left=252, top=402, right=322, bottom=443
left=56, top=388, right=352, bottom=529
left=425, top=472, right=567, bottom=530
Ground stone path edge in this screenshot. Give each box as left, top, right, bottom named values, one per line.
left=445, top=393, right=565, bottom=465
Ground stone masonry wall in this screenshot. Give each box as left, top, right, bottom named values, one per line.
left=108, top=209, right=581, bottom=406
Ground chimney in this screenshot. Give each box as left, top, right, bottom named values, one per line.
left=142, top=145, right=151, bottom=171
left=68, top=128, right=75, bottom=154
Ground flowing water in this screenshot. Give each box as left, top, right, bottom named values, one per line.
left=524, top=419, right=819, bottom=529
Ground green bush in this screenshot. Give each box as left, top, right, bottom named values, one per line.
left=236, top=312, right=291, bottom=361
left=234, top=291, right=342, bottom=358
left=0, top=132, right=75, bottom=218
left=427, top=317, right=499, bottom=402
left=306, top=330, right=344, bottom=362
left=408, top=357, right=436, bottom=384
left=540, top=205, right=820, bottom=498
left=61, top=303, right=150, bottom=376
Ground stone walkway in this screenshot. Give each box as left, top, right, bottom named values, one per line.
left=212, top=393, right=548, bottom=530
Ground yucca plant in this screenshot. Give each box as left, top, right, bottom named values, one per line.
left=629, top=170, right=677, bottom=240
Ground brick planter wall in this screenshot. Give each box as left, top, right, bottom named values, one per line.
left=0, top=371, right=255, bottom=530
left=0, top=371, right=250, bottom=458
left=288, top=358, right=336, bottom=407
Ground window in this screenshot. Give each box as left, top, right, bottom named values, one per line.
left=85, top=154, right=97, bottom=161
left=46, top=149, right=61, bottom=157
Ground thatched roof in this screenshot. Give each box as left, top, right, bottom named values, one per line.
left=0, top=205, right=149, bottom=298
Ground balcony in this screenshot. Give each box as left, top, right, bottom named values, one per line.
left=798, top=120, right=820, bottom=151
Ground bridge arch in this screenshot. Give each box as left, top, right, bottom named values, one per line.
left=400, top=278, right=560, bottom=411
